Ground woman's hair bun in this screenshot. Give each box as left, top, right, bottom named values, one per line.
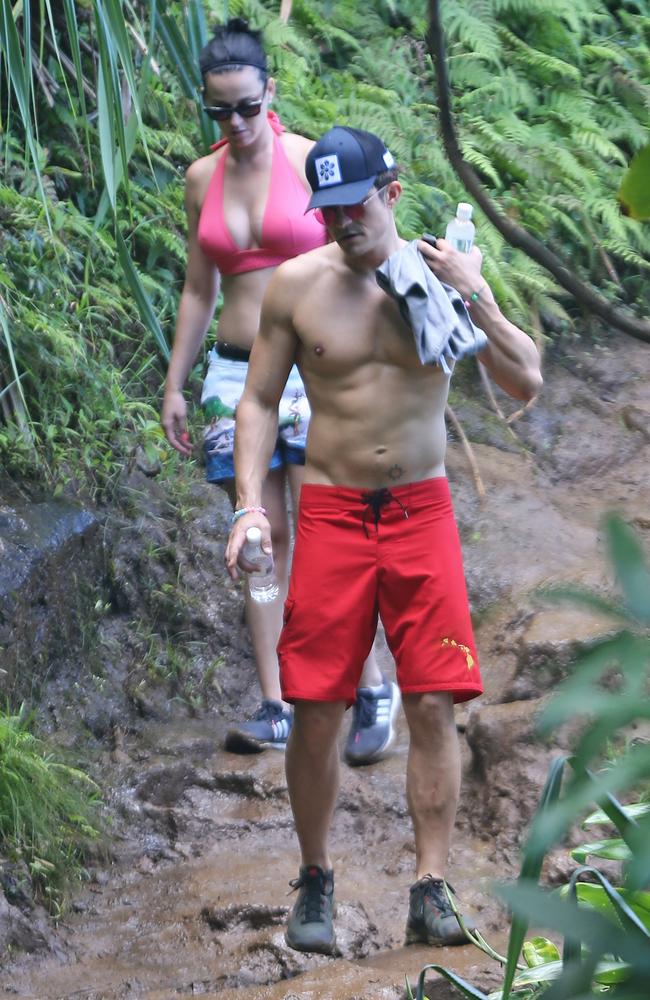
left=224, top=17, right=263, bottom=42
left=225, top=17, right=250, bottom=33
left=200, top=17, right=267, bottom=76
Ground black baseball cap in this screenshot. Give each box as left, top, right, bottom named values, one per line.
left=305, top=126, right=396, bottom=210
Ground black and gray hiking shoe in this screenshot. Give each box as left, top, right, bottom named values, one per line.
left=344, top=677, right=400, bottom=766
left=285, top=865, right=336, bottom=955
left=224, top=700, right=292, bottom=753
left=405, top=875, right=476, bottom=946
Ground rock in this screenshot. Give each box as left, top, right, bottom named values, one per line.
left=463, top=700, right=568, bottom=847
left=505, top=605, right=620, bottom=702
left=137, top=762, right=214, bottom=806
left=621, top=404, right=650, bottom=441
left=333, top=901, right=380, bottom=960
left=0, top=890, right=56, bottom=956
left=133, top=444, right=162, bottom=477
left=0, top=497, right=103, bottom=700
left=0, top=862, right=33, bottom=912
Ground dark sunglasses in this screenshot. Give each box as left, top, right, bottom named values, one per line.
left=318, top=185, right=388, bottom=226
left=202, top=90, right=266, bottom=122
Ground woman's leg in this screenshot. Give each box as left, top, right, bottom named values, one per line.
left=225, top=467, right=290, bottom=705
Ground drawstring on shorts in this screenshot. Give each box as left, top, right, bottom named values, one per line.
left=359, top=487, right=409, bottom=536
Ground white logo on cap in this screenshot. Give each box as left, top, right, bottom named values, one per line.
left=315, top=154, right=342, bottom=187
left=383, top=150, right=395, bottom=168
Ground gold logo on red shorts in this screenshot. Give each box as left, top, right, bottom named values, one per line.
left=441, top=637, right=475, bottom=670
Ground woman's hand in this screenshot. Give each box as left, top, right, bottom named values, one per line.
left=161, top=388, right=193, bottom=456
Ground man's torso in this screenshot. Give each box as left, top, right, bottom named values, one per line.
left=285, top=246, right=451, bottom=489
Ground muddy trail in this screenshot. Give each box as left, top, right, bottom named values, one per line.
left=2, top=339, right=649, bottom=999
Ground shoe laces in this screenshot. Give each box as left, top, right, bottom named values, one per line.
left=251, top=700, right=282, bottom=723
left=355, top=691, right=377, bottom=730
left=288, top=866, right=332, bottom=924
left=418, top=875, right=457, bottom=917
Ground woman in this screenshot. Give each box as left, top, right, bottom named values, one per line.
left=161, top=19, right=398, bottom=761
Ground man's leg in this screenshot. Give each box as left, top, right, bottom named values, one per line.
left=285, top=700, right=346, bottom=868
left=402, top=690, right=474, bottom=946
left=284, top=699, right=345, bottom=954
left=402, top=691, right=460, bottom=878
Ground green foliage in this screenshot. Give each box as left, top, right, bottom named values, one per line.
left=1, top=1, right=649, bottom=491
left=0, top=706, right=102, bottom=911
left=411, top=515, right=650, bottom=1000
left=619, top=144, right=650, bottom=220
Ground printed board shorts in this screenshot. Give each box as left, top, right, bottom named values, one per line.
left=201, top=347, right=310, bottom=483
left=278, top=477, right=483, bottom=706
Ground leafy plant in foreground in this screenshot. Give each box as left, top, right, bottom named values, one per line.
left=0, top=706, right=102, bottom=912
left=408, top=515, right=650, bottom=999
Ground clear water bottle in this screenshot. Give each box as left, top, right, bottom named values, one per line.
left=242, top=526, right=279, bottom=603
left=445, top=202, right=475, bottom=253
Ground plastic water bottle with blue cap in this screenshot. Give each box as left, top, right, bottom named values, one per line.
left=242, top=526, right=279, bottom=603
left=445, top=202, right=475, bottom=253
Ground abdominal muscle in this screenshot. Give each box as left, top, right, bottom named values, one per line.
left=303, top=361, right=451, bottom=489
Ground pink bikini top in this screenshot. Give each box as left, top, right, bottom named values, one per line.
left=197, top=112, right=326, bottom=276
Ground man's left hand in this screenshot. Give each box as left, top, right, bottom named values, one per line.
left=417, top=237, right=485, bottom=301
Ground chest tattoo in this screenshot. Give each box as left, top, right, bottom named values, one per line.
left=387, top=464, right=405, bottom=481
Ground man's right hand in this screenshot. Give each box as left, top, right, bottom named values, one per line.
left=225, top=512, right=273, bottom=581
left=161, top=389, right=193, bottom=456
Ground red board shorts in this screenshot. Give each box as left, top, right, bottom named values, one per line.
left=278, top=477, right=483, bottom=705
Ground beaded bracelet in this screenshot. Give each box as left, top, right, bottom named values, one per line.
left=231, top=505, right=267, bottom=525
left=463, top=285, right=486, bottom=310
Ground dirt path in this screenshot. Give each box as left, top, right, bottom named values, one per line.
left=3, top=340, right=649, bottom=999
left=4, top=698, right=508, bottom=1000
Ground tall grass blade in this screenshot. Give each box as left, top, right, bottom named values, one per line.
left=115, top=228, right=169, bottom=360
left=158, top=11, right=200, bottom=96
left=532, top=745, right=650, bottom=852
left=536, top=584, right=629, bottom=624
left=0, top=297, right=27, bottom=413
left=0, top=0, right=51, bottom=228
left=497, top=881, right=650, bottom=971
left=626, top=814, right=650, bottom=890
left=568, top=867, right=650, bottom=938
left=531, top=954, right=600, bottom=1000
left=498, top=755, right=567, bottom=1000
left=186, top=0, right=209, bottom=62
left=538, top=633, right=641, bottom=732
left=157, top=8, right=216, bottom=150
left=606, top=514, right=650, bottom=625
left=411, top=964, right=490, bottom=1000
left=22, top=0, right=33, bottom=128
left=43, top=0, right=76, bottom=111
left=94, top=0, right=130, bottom=213
left=62, top=0, right=93, bottom=173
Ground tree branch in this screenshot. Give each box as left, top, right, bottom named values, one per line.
left=426, top=0, right=650, bottom=344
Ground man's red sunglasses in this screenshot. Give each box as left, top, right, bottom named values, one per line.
left=315, top=185, right=388, bottom=227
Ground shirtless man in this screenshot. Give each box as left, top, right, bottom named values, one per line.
left=226, top=126, right=542, bottom=955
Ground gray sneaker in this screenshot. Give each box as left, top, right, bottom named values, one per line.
left=285, top=865, right=336, bottom=955
left=344, top=677, right=400, bottom=766
left=405, top=875, right=476, bottom=946
left=224, top=700, right=292, bottom=753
